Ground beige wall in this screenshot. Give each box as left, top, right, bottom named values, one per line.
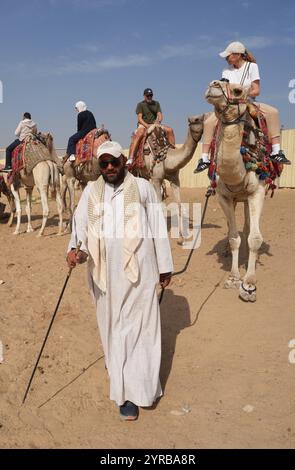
left=279, top=129, right=295, bottom=188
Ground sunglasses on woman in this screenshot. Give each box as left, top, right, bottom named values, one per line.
left=99, top=158, right=121, bottom=169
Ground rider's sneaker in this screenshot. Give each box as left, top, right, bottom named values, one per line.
left=193, top=159, right=210, bottom=174
left=69, top=154, right=76, bottom=162
left=269, top=150, right=291, bottom=165
left=0, top=166, right=12, bottom=173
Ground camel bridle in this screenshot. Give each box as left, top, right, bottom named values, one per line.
left=212, top=82, right=248, bottom=125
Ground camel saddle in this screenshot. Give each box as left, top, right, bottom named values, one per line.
left=74, top=128, right=111, bottom=166
left=131, top=124, right=172, bottom=170
left=10, top=133, right=59, bottom=176
left=208, top=102, right=283, bottom=191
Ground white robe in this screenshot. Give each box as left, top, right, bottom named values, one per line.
left=68, top=177, right=173, bottom=406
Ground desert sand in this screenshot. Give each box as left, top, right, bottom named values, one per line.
left=0, top=186, right=295, bottom=449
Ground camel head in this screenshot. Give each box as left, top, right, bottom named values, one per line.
left=188, top=114, right=204, bottom=142
left=44, top=132, right=54, bottom=154
left=205, top=80, right=248, bottom=122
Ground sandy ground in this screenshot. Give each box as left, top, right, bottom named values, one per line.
left=0, top=186, right=295, bottom=449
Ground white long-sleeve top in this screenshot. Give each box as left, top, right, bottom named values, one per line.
left=15, top=118, right=37, bottom=141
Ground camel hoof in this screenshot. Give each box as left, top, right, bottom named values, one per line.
left=36, top=232, right=43, bottom=238
left=239, top=283, right=257, bottom=302
left=26, top=227, right=34, bottom=233
left=13, top=230, right=20, bottom=235
left=224, top=276, right=241, bottom=289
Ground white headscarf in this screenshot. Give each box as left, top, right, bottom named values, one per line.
left=75, top=101, right=87, bottom=113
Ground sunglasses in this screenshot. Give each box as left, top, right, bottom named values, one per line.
left=99, top=158, right=121, bottom=169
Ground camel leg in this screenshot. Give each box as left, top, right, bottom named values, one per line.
left=239, top=186, right=265, bottom=302
left=25, top=188, right=34, bottom=233
left=37, top=186, right=49, bottom=237
left=218, top=193, right=241, bottom=289
left=167, top=172, right=186, bottom=245
left=55, top=187, right=63, bottom=236
left=61, top=174, right=68, bottom=210
left=7, top=194, right=15, bottom=227
left=151, top=177, right=162, bottom=202
left=64, top=176, right=76, bottom=233
left=10, top=184, right=22, bottom=235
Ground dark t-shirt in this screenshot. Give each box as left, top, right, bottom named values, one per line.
left=135, top=100, right=162, bottom=124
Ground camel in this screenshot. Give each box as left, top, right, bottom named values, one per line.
left=9, top=134, right=63, bottom=236
left=0, top=175, right=15, bottom=224
left=134, top=115, right=204, bottom=243
left=137, top=115, right=204, bottom=203
left=205, top=80, right=269, bottom=302
left=62, top=130, right=111, bottom=230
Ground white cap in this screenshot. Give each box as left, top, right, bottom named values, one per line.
left=219, top=41, right=246, bottom=58
left=97, top=141, right=123, bottom=159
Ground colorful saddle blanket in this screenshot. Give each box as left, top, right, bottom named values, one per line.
left=12, top=141, right=26, bottom=173
left=75, top=128, right=110, bottom=165
left=130, top=125, right=172, bottom=170
left=10, top=133, right=62, bottom=181
left=208, top=103, right=283, bottom=193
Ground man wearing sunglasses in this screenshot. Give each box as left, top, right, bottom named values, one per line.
left=67, top=141, right=173, bottom=421
left=127, top=88, right=175, bottom=165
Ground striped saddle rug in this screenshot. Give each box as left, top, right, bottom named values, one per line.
left=75, top=128, right=111, bottom=165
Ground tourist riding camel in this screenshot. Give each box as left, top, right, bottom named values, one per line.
left=66, top=101, right=97, bottom=162
left=1, top=112, right=37, bottom=172
left=194, top=41, right=291, bottom=173
left=127, top=88, right=175, bottom=166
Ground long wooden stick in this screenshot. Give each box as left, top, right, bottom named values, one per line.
left=22, top=241, right=82, bottom=404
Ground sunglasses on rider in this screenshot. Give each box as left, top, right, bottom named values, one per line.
left=99, top=158, right=121, bottom=169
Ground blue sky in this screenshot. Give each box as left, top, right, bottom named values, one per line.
left=0, top=0, right=294, bottom=149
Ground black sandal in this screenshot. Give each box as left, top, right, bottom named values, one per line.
left=193, top=159, right=210, bottom=174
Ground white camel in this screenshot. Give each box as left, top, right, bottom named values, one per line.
left=9, top=137, right=63, bottom=236
left=205, top=80, right=269, bottom=302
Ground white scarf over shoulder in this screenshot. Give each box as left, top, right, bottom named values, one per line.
left=87, top=172, right=142, bottom=293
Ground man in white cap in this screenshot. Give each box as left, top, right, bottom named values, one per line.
left=67, top=141, right=173, bottom=421
left=66, top=101, right=97, bottom=162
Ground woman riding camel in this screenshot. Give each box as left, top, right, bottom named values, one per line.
left=194, top=41, right=291, bottom=173
left=66, top=101, right=97, bottom=162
